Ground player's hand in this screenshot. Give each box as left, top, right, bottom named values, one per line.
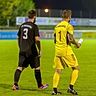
left=38, top=51, right=41, bottom=57
left=75, top=38, right=83, bottom=48
left=76, top=43, right=81, bottom=48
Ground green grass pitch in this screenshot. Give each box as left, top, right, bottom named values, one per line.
left=0, top=39, right=96, bottom=96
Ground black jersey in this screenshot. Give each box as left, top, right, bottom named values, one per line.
left=17, top=22, right=39, bottom=56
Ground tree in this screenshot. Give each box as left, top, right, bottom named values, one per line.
left=0, top=0, right=35, bottom=26
left=12, top=0, right=35, bottom=16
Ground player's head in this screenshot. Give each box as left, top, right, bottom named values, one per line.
left=28, top=10, right=36, bottom=23
left=62, top=9, right=72, bottom=22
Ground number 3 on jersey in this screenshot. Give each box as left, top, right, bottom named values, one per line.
left=23, top=28, right=28, bottom=39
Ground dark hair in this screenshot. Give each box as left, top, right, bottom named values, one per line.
left=62, top=9, right=72, bottom=18
left=28, top=10, right=36, bottom=19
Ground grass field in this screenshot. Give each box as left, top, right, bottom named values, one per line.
left=0, top=39, right=96, bottom=96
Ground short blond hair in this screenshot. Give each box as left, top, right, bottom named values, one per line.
left=62, top=9, right=72, bottom=19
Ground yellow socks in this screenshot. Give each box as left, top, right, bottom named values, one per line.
left=70, top=69, right=79, bottom=85
left=53, top=69, right=79, bottom=88
left=53, top=71, right=60, bottom=88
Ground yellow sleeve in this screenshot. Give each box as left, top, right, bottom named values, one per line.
left=67, top=24, right=74, bottom=35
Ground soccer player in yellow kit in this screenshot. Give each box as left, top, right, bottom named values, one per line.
left=52, top=10, right=81, bottom=95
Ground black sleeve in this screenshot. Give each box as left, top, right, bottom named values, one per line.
left=17, top=26, right=21, bottom=47
left=34, top=24, right=41, bottom=56
left=36, top=41, right=41, bottom=55
left=17, top=26, right=21, bottom=38
left=34, top=24, right=40, bottom=37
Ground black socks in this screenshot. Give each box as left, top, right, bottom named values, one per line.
left=34, top=70, right=42, bottom=87
left=14, top=69, right=22, bottom=85
left=69, top=84, right=73, bottom=90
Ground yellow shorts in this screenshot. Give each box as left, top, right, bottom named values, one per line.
left=53, top=46, right=79, bottom=69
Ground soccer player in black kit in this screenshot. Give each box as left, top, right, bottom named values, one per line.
left=12, top=10, right=48, bottom=90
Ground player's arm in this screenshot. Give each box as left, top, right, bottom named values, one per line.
left=67, top=25, right=81, bottom=48
left=67, top=33, right=81, bottom=48
left=17, top=37, right=20, bottom=48
left=35, top=36, right=41, bottom=56
left=34, top=25, right=41, bottom=56
left=17, top=27, right=21, bottom=48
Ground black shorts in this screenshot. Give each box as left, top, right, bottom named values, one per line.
left=18, top=52, right=40, bottom=68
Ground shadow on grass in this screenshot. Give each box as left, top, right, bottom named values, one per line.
left=0, top=83, right=12, bottom=89
left=19, top=86, right=52, bottom=95
left=0, top=83, right=37, bottom=91
left=0, top=84, right=74, bottom=95
left=20, top=87, right=38, bottom=91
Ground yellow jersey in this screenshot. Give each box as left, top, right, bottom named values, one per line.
left=54, top=21, right=74, bottom=56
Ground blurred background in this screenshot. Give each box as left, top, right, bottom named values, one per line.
left=0, top=0, right=96, bottom=39
left=1, top=1, right=96, bottom=96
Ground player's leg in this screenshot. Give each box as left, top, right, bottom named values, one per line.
left=67, top=66, right=79, bottom=95
left=12, top=53, right=27, bottom=90
left=34, top=67, right=48, bottom=89
left=52, top=69, right=62, bottom=95
left=30, top=56, right=48, bottom=89
left=52, top=56, right=63, bottom=95
left=12, top=67, right=25, bottom=90
left=64, top=53, right=79, bottom=95
left=34, top=66, right=43, bottom=88
left=70, top=66, right=79, bottom=87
